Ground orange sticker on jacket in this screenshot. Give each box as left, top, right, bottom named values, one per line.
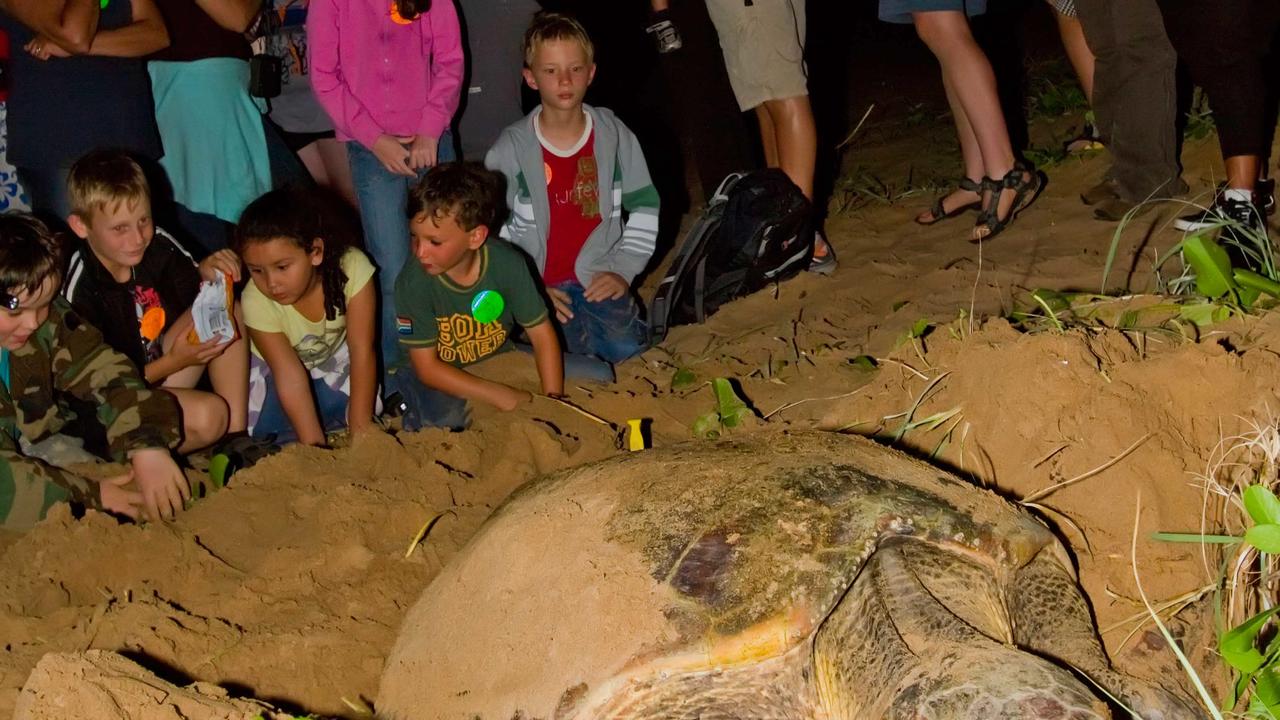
left=390, top=2, right=413, bottom=24
left=139, top=306, right=165, bottom=342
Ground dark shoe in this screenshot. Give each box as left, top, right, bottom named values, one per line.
left=646, top=13, right=682, bottom=54
left=207, top=432, right=281, bottom=490
left=915, top=177, right=983, bottom=225
left=971, top=163, right=1045, bottom=243
left=1218, top=194, right=1268, bottom=240
left=1092, top=196, right=1159, bottom=222
left=1176, top=180, right=1275, bottom=231
left=1259, top=178, right=1276, bottom=216
left=1081, top=178, right=1120, bottom=206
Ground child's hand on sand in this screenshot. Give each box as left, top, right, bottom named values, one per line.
left=129, top=448, right=191, bottom=521
left=97, top=471, right=143, bottom=519
left=493, top=384, right=532, bottom=412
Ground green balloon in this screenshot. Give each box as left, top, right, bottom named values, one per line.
left=471, top=290, right=505, bottom=324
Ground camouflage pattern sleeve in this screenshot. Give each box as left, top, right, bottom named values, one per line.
left=47, top=300, right=182, bottom=461
left=0, top=430, right=92, bottom=531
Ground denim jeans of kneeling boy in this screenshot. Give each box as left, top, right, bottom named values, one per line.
left=551, top=281, right=649, bottom=364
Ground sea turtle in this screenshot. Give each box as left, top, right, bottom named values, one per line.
left=377, top=432, right=1202, bottom=720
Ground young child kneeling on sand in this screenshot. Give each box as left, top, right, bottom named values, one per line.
left=0, top=213, right=190, bottom=529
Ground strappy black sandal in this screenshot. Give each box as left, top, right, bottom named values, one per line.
left=915, top=177, right=984, bottom=226
left=970, top=163, right=1045, bottom=243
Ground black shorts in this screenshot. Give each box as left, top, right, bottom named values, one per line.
left=277, top=127, right=336, bottom=153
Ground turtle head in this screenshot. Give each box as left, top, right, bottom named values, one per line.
left=882, top=647, right=1113, bottom=720
left=1105, top=673, right=1205, bottom=720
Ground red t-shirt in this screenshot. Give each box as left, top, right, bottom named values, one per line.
left=541, top=129, right=602, bottom=285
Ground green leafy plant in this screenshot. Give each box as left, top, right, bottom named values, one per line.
left=1101, top=194, right=1280, bottom=325
left=1153, top=420, right=1280, bottom=716
left=691, top=378, right=757, bottom=439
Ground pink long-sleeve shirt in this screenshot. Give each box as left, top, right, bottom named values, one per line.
left=307, top=0, right=464, bottom=151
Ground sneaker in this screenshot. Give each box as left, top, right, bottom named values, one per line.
left=808, top=231, right=837, bottom=276
left=1175, top=181, right=1275, bottom=231
left=1218, top=194, right=1268, bottom=243
left=645, top=17, right=682, bottom=54
left=207, top=433, right=281, bottom=490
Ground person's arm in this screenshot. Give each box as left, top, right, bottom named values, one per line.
left=417, top=0, right=464, bottom=141
left=249, top=328, right=327, bottom=445
left=1, top=0, right=98, bottom=54
left=50, top=302, right=187, bottom=520
left=193, top=0, right=261, bottom=33
left=408, top=346, right=530, bottom=411
left=144, top=332, right=225, bottom=384
left=307, top=0, right=384, bottom=151
left=76, top=0, right=168, bottom=57
left=0, top=435, right=97, bottom=509
left=524, top=320, right=563, bottom=397
left=343, top=281, right=378, bottom=434
left=607, top=121, right=662, bottom=284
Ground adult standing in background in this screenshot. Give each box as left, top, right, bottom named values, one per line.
left=880, top=0, right=1041, bottom=242
left=1073, top=0, right=1186, bottom=222
left=148, top=0, right=284, bottom=253
left=257, top=0, right=357, bottom=206
left=1, top=0, right=168, bottom=218
left=705, top=0, right=836, bottom=271
left=1157, top=0, right=1280, bottom=241
left=308, top=0, right=465, bottom=391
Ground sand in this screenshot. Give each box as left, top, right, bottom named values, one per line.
left=1, top=102, right=1271, bottom=717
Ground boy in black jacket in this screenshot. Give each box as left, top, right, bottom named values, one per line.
left=62, top=150, right=248, bottom=453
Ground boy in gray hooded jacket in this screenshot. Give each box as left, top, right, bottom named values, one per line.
left=485, top=12, right=658, bottom=365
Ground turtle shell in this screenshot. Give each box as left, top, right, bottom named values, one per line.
left=377, top=431, right=1056, bottom=719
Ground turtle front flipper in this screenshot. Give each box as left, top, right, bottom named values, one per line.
left=1006, top=546, right=1206, bottom=720
left=815, top=538, right=1110, bottom=720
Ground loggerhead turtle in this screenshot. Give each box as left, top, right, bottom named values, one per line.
left=377, top=432, right=1203, bottom=720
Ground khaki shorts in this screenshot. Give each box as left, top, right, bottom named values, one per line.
left=706, top=0, right=809, bottom=111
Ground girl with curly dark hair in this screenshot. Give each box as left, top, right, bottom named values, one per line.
left=233, top=187, right=379, bottom=446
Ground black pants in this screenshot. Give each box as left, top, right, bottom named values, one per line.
left=1157, top=0, right=1280, bottom=159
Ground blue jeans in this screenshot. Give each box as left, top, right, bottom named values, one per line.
left=347, top=132, right=456, bottom=378
left=552, top=281, right=648, bottom=364
left=251, top=367, right=352, bottom=445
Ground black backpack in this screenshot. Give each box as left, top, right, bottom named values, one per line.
left=648, top=169, right=813, bottom=344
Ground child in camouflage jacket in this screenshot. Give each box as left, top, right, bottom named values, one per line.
left=0, top=213, right=189, bottom=530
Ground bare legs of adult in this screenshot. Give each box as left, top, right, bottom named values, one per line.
left=297, top=138, right=357, bottom=208
left=1055, top=12, right=1094, bottom=103
left=754, top=94, right=833, bottom=263
left=913, top=10, right=1037, bottom=240
left=1226, top=156, right=1261, bottom=194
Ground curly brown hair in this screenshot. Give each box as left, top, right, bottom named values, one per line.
left=406, top=161, right=502, bottom=232
left=233, top=188, right=353, bottom=322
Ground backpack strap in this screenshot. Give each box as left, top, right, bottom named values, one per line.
left=693, top=256, right=708, bottom=324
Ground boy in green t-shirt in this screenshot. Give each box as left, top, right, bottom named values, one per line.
left=392, top=162, right=564, bottom=429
